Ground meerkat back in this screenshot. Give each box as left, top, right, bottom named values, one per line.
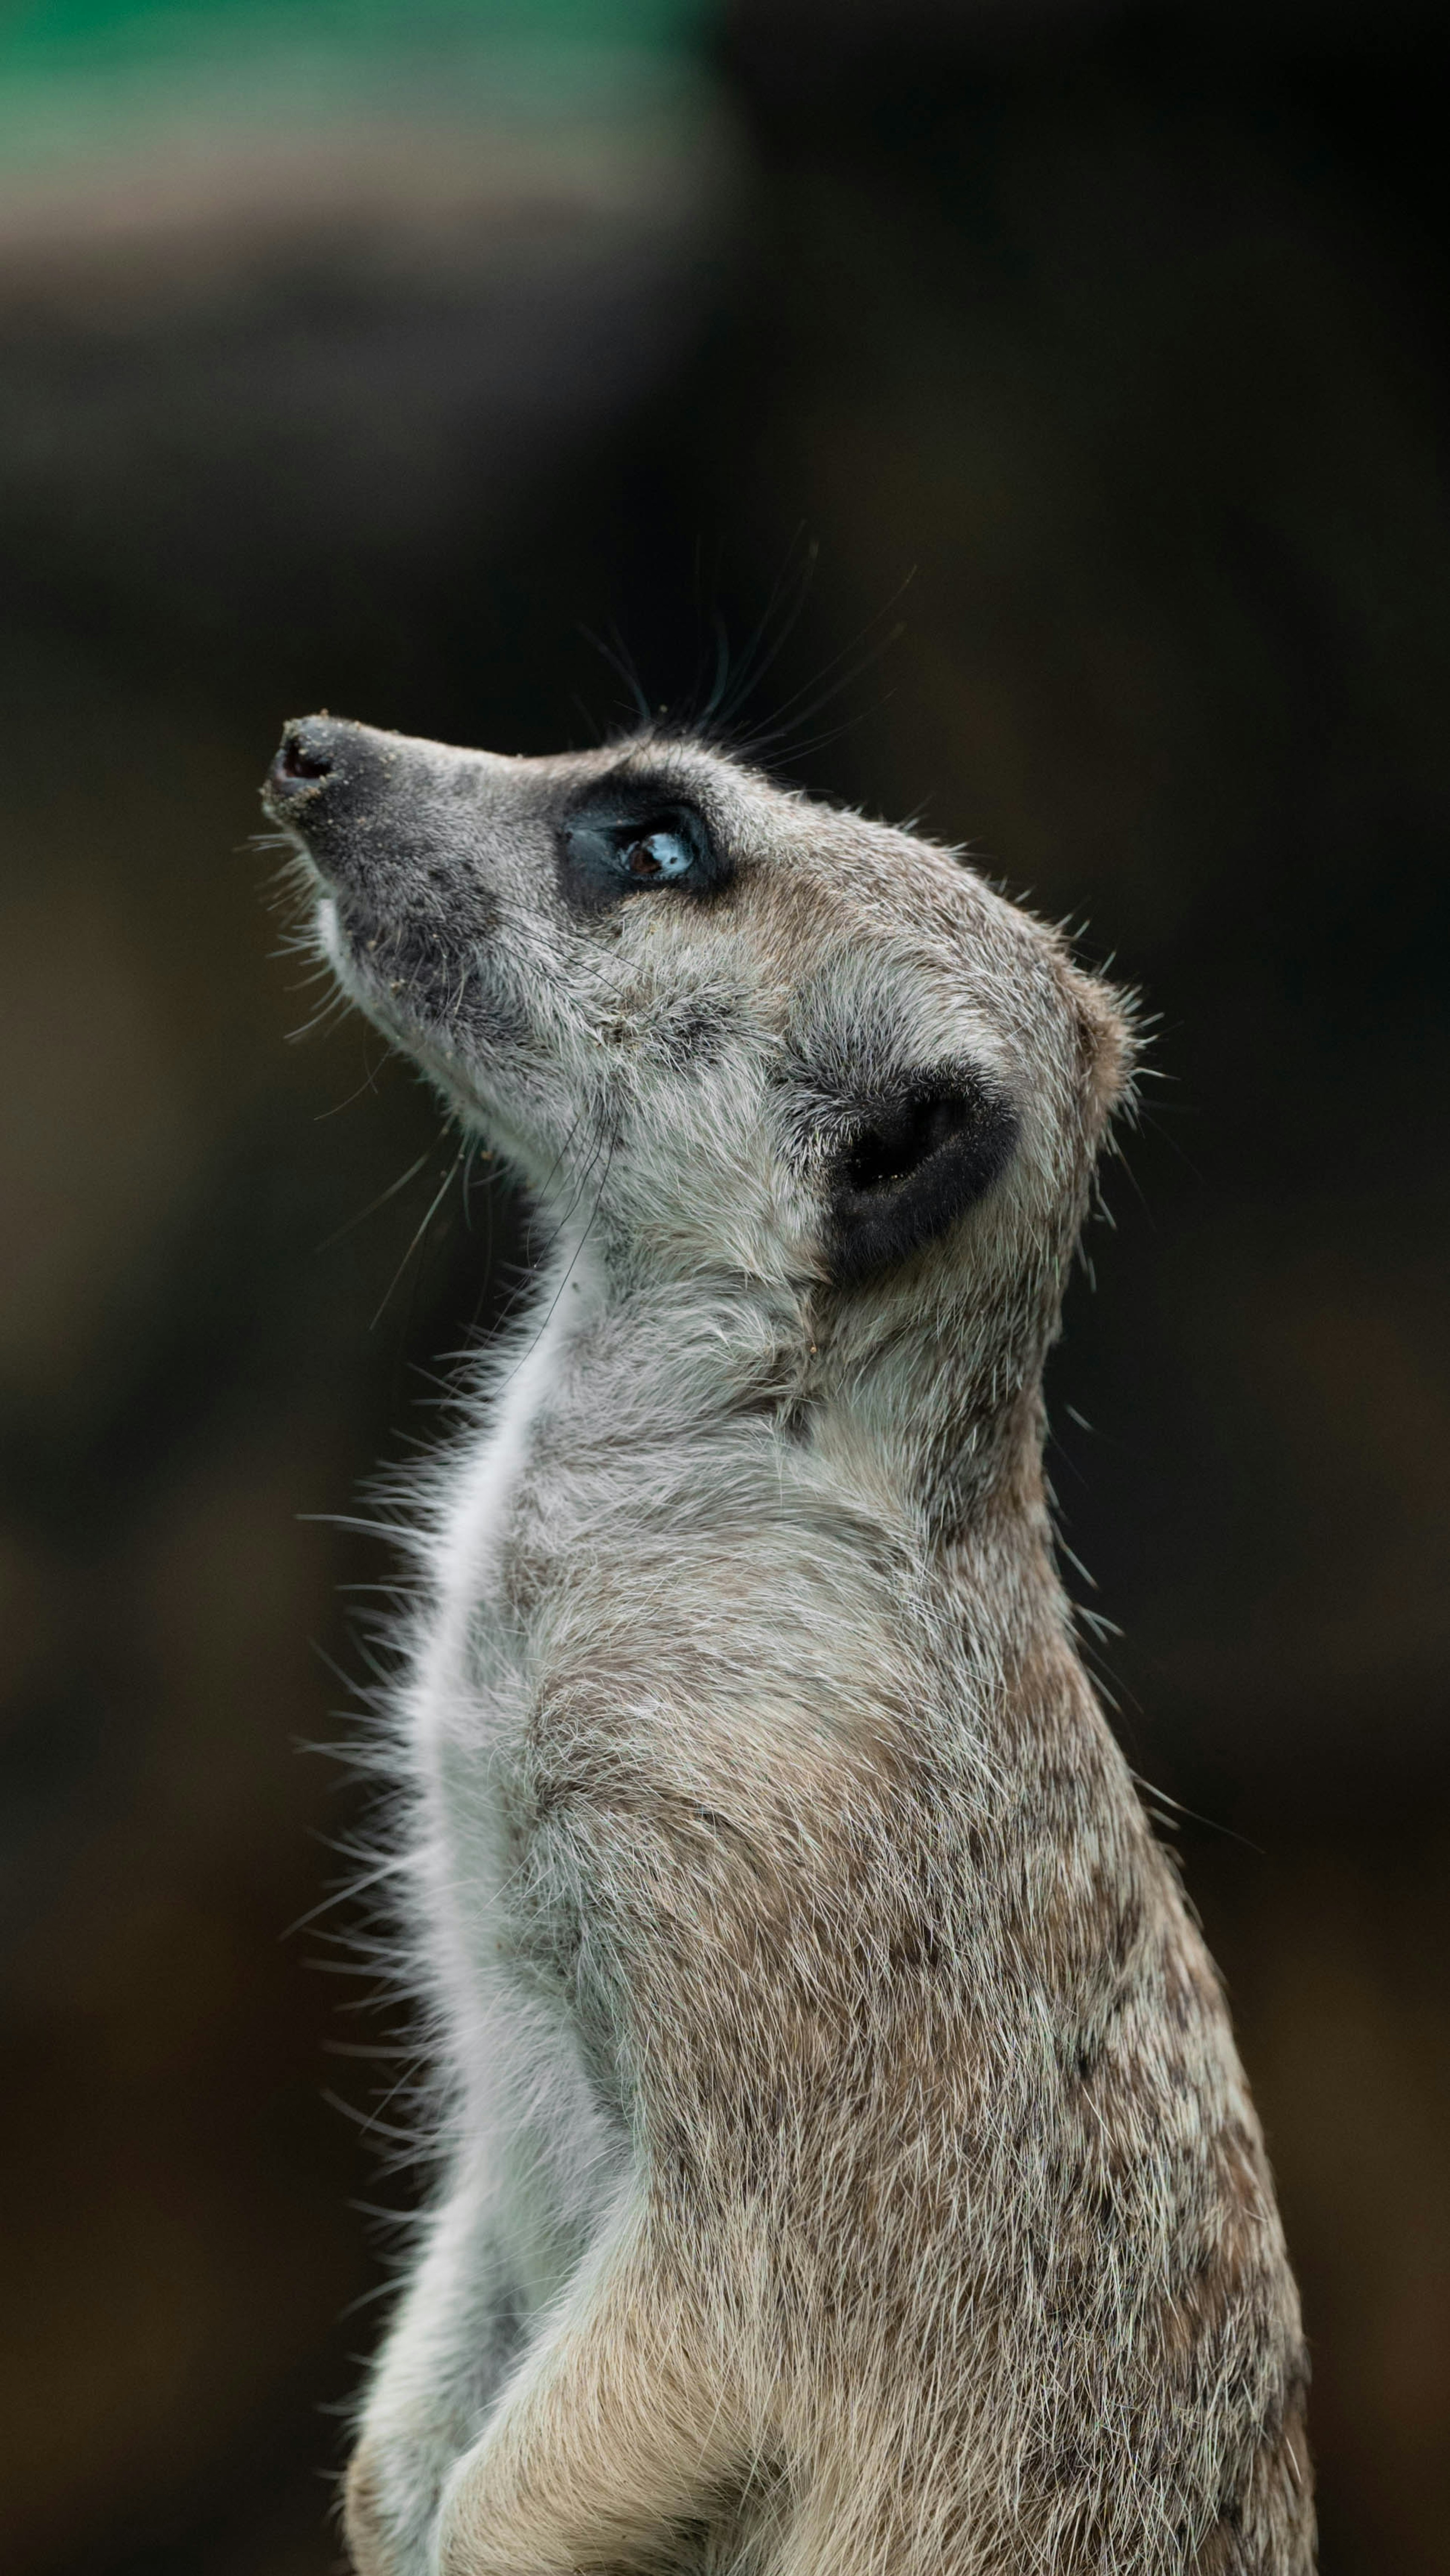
left=264, top=713, right=1315, bottom=2576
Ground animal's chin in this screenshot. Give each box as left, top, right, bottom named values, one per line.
left=316, top=892, right=346, bottom=970
left=317, top=897, right=436, bottom=1051
left=323, top=893, right=450, bottom=1018
left=318, top=898, right=521, bottom=1134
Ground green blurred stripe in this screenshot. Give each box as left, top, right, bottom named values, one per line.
left=0, top=0, right=723, bottom=171
left=3, top=0, right=717, bottom=69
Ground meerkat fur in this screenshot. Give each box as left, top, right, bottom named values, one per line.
left=262, top=715, right=1314, bottom=2576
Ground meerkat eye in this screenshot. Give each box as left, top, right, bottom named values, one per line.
left=559, top=787, right=727, bottom=913
left=624, top=831, right=693, bottom=881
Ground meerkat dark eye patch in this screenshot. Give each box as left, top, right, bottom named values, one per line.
left=560, top=782, right=727, bottom=914
left=831, top=1071, right=1017, bottom=1284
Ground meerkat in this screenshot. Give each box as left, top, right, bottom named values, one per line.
left=263, top=714, right=1314, bottom=2576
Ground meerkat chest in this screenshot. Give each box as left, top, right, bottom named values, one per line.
left=413, top=1400, right=931, bottom=1905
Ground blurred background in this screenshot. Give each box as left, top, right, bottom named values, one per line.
left=1, top=2, right=1446, bottom=2569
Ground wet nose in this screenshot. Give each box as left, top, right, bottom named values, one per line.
left=267, top=713, right=355, bottom=801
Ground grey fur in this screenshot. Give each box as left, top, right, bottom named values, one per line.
left=262, top=717, right=1314, bottom=2576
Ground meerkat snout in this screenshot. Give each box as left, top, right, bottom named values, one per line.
left=270, top=713, right=340, bottom=786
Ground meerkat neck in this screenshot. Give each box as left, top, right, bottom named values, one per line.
left=515, top=1230, right=811, bottom=1440
left=511, top=1234, right=1061, bottom=1613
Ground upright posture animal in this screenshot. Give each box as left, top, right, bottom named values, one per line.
left=264, top=715, right=1314, bottom=2576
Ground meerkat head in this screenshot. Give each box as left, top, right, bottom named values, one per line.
left=264, top=715, right=1131, bottom=1412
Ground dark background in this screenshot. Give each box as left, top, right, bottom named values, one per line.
left=2, top=3, right=1447, bottom=2569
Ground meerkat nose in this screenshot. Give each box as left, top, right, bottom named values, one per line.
left=269, top=714, right=343, bottom=796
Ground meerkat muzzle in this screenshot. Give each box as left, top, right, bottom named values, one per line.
left=264, top=713, right=399, bottom=884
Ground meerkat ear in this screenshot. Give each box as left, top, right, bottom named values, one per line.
left=830, top=1070, right=1017, bottom=1285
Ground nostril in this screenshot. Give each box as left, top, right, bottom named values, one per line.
left=281, top=731, right=333, bottom=783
